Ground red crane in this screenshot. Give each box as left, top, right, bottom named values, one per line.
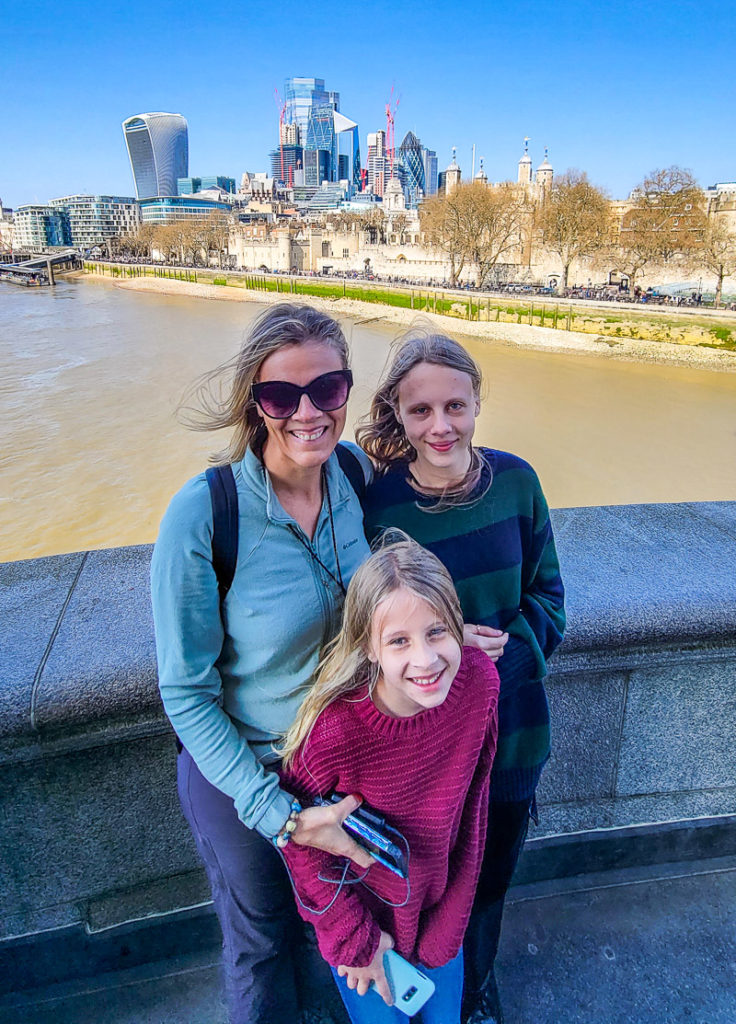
left=274, top=87, right=287, bottom=184
left=385, top=86, right=400, bottom=176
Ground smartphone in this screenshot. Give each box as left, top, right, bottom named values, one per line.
left=317, top=793, right=409, bottom=878
left=376, top=950, right=436, bottom=1016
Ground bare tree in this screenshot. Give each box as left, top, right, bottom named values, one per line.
left=462, top=183, right=527, bottom=287
left=617, top=166, right=706, bottom=292
left=359, top=207, right=387, bottom=244
left=392, top=213, right=409, bottom=245
left=420, top=190, right=467, bottom=286
left=538, top=170, right=611, bottom=292
left=421, top=183, right=526, bottom=287
left=694, top=217, right=736, bottom=307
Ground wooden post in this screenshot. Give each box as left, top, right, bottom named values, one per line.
left=411, top=290, right=414, bottom=309
left=567, top=307, right=572, bottom=331
left=343, top=278, right=346, bottom=297
left=468, top=298, right=471, bottom=319
left=434, top=290, right=437, bottom=314
left=529, top=303, right=534, bottom=325
left=496, top=305, right=500, bottom=321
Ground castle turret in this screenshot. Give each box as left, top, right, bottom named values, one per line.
left=474, top=158, right=488, bottom=186
left=536, top=147, right=553, bottom=191
left=517, top=137, right=532, bottom=186
left=445, top=147, right=461, bottom=195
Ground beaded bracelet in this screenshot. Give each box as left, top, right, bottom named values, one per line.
left=273, top=799, right=302, bottom=849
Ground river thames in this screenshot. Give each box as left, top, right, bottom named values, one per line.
left=2, top=276, right=735, bottom=562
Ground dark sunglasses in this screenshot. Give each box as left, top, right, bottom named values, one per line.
left=251, top=369, right=353, bottom=419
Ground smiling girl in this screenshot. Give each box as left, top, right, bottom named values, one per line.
left=356, top=328, right=566, bottom=1024
left=278, top=539, right=500, bottom=1024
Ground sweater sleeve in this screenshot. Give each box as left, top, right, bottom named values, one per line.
left=279, top=740, right=382, bottom=968
left=504, top=471, right=566, bottom=679
left=150, top=476, right=293, bottom=839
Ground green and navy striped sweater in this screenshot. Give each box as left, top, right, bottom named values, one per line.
left=363, top=448, right=566, bottom=801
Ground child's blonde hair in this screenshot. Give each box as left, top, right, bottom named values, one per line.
left=280, top=536, right=464, bottom=767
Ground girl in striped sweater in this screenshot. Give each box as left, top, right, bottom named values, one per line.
left=356, top=329, right=566, bottom=1024
left=278, top=538, right=500, bottom=1024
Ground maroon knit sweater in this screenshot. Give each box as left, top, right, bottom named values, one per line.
left=280, top=646, right=499, bottom=969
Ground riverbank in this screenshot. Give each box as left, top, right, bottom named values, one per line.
left=81, top=272, right=736, bottom=372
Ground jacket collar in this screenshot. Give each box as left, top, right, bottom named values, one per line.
left=238, top=445, right=352, bottom=525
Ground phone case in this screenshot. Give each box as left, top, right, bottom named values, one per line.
left=382, top=949, right=436, bottom=1016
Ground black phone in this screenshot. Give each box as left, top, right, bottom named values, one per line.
left=316, top=793, right=409, bottom=879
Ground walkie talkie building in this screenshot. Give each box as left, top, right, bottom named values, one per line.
left=122, top=113, right=189, bottom=199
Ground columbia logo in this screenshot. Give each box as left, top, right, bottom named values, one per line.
left=342, top=538, right=359, bottom=550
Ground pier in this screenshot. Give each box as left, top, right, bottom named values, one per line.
left=0, top=249, right=81, bottom=286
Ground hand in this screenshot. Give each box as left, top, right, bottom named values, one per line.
left=338, top=930, right=394, bottom=1005
left=292, top=794, right=375, bottom=870
left=464, top=624, right=509, bottom=662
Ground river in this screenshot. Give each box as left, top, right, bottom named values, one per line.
left=2, top=276, right=735, bottom=562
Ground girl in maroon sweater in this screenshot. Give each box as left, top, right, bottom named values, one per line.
left=278, top=539, right=500, bottom=1024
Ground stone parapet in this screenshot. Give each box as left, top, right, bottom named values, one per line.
left=1, top=502, right=735, bottom=952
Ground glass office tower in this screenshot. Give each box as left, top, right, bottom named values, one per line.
left=122, top=113, right=189, bottom=199
left=283, top=77, right=359, bottom=190
left=398, top=131, right=426, bottom=207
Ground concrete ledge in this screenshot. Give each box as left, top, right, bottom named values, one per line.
left=1, top=501, right=735, bottom=970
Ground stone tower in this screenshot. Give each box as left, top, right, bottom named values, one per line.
left=536, top=147, right=553, bottom=192
left=517, top=137, right=532, bottom=186
left=445, top=148, right=461, bottom=195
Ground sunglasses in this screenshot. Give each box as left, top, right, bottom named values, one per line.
left=252, top=369, right=353, bottom=419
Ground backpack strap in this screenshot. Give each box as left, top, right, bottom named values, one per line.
left=336, top=442, right=367, bottom=505
left=205, top=464, right=239, bottom=599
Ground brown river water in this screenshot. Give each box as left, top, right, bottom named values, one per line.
left=2, top=277, right=735, bottom=562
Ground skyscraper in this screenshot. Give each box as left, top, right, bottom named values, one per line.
left=122, top=112, right=189, bottom=199
left=282, top=77, right=359, bottom=190
left=397, top=131, right=425, bottom=207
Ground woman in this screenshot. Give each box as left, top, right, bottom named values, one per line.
left=150, top=304, right=373, bottom=1024
left=356, top=328, right=566, bottom=1024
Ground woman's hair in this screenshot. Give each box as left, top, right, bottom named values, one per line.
left=178, top=303, right=350, bottom=464
left=279, top=535, right=464, bottom=767
left=355, top=324, right=487, bottom=505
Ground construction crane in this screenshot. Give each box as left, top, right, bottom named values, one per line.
left=385, top=86, right=400, bottom=176
left=274, top=87, right=287, bottom=185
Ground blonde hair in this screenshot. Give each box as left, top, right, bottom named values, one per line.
left=355, top=324, right=487, bottom=505
left=280, top=536, right=464, bottom=767
left=178, top=303, right=349, bottom=464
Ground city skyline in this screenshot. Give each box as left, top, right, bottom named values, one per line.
left=3, top=0, right=735, bottom=209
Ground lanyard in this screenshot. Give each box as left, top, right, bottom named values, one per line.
left=288, top=466, right=346, bottom=597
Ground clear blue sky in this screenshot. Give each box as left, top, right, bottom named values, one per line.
left=3, top=0, right=734, bottom=208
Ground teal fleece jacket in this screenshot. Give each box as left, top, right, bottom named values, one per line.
left=151, top=443, right=371, bottom=838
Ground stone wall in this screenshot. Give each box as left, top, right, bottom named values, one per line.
left=1, top=502, right=735, bottom=951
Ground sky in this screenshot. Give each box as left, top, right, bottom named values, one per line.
left=3, top=0, right=735, bottom=209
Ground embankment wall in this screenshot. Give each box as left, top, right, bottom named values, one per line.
left=2, top=502, right=735, bottom=951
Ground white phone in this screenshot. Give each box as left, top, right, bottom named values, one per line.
left=376, top=949, right=436, bottom=1016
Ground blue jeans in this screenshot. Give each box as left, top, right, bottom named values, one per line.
left=331, top=951, right=463, bottom=1024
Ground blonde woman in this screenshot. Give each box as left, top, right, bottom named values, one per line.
left=151, top=304, right=374, bottom=1024
left=356, top=329, right=566, bottom=1024
left=279, top=539, right=500, bottom=1024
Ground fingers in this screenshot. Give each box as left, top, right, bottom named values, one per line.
left=344, top=837, right=375, bottom=870
left=333, top=792, right=363, bottom=821
left=468, top=624, right=506, bottom=637
left=374, top=967, right=394, bottom=1005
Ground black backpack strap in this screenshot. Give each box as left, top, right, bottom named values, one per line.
left=205, top=464, right=239, bottom=599
left=336, top=442, right=367, bottom=505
